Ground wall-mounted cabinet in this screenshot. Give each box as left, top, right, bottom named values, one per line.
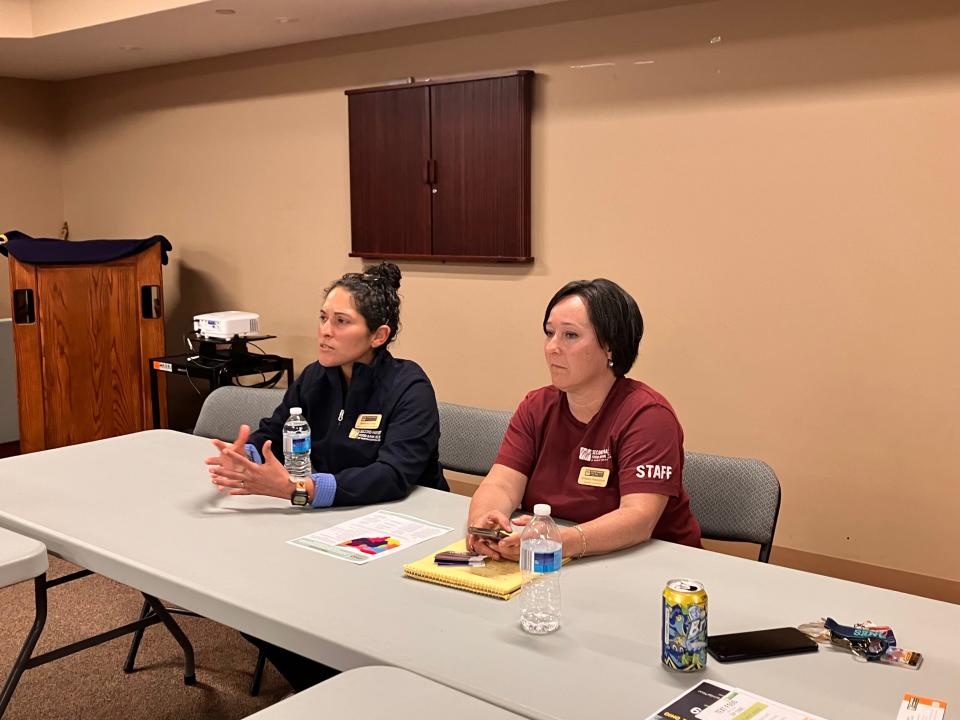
left=346, top=71, right=533, bottom=263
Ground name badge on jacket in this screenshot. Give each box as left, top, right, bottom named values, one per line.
left=349, top=413, right=383, bottom=441
left=577, top=466, right=609, bottom=487
left=355, top=414, right=382, bottom=429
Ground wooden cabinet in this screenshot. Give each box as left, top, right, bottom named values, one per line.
left=346, top=71, right=533, bottom=263
left=7, top=243, right=167, bottom=453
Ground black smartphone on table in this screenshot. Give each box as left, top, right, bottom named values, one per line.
left=707, top=627, right=818, bottom=663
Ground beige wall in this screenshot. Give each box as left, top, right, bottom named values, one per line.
left=56, top=0, right=960, bottom=581
left=0, top=76, right=62, bottom=318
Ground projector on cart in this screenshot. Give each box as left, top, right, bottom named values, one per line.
left=192, top=311, right=260, bottom=340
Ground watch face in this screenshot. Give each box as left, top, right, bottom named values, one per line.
left=291, top=482, right=309, bottom=506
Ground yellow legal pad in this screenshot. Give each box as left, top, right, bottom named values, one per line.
left=403, top=539, right=569, bottom=600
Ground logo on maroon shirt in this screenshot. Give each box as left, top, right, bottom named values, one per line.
left=635, top=464, right=673, bottom=480
left=578, top=447, right=611, bottom=462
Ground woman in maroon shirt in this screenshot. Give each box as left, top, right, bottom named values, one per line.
left=467, top=279, right=701, bottom=561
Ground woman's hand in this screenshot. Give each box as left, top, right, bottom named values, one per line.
left=492, top=514, right=531, bottom=562
left=465, top=464, right=530, bottom=560
left=466, top=510, right=514, bottom=559
left=466, top=512, right=533, bottom=562
left=207, top=436, right=292, bottom=499
left=204, top=424, right=252, bottom=476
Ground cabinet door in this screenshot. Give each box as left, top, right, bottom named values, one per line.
left=348, top=87, right=432, bottom=256
left=430, top=75, right=531, bottom=260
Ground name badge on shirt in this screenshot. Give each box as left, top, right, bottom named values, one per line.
left=577, top=466, right=609, bottom=487
left=349, top=414, right=383, bottom=442
left=355, top=413, right=382, bottom=430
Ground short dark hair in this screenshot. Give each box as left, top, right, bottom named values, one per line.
left=542, top=279, right=644, bottom=377
left=325, top=262, right=402, bottom=345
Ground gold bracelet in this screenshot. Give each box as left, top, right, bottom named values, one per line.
left=573, top=524, right=587, bottom=559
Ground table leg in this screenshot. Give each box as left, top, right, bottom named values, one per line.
left=249, top=648, right=267, bottom=696
left=122, top=599, right=151, bottom=673
left=143, top=594, right=196, bottom=685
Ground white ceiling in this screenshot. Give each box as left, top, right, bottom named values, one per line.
left=0, top=0, right=561, bottom=80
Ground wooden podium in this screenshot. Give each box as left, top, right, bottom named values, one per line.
left=5, top=237, right=168, bottom=453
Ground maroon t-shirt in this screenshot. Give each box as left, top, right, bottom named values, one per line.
left=495, top=378, right=702, bottom=547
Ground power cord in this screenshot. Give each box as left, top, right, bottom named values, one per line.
left=181, top=333, right=284, bottom=391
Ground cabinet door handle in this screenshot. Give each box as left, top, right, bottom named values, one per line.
left=425, top=158, right=439, bottom=185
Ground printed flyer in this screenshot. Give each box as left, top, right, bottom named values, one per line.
left=289, top=509, right=452, bottom=564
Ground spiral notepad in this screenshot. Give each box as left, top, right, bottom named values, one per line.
left=403, top=539, right=570, bottom=600
left=403, top=539, right=524, bottom=600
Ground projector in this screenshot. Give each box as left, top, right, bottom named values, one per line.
left=193, top=311, right=260, bottom=339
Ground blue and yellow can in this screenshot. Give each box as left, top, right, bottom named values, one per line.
left=661, top=578, right=708, bottom=671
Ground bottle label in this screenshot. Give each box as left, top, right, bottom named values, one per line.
left=533, top=549, right=561, bottom=573
left=284, top=435, right=311, bottom=454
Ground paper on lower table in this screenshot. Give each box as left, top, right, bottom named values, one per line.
left=697, top=688, right=828, bottom=720
left=646, top=680, right=734, bottom=720
left=288, top=509, right=452, bottom=564
left=897, top=694, right=947, bottom=720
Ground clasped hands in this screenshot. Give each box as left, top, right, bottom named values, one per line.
left=466, top=511, right=533, bottom=562
left=205, top=424, right=293, bottom=500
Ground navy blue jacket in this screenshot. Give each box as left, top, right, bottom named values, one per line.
left=249, top=349, right=448, bottom=506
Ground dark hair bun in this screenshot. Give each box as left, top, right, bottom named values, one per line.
left=367, top=262, right=402, bottom=290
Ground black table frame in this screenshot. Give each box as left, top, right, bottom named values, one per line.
left=0, top=570, right=195, bottom=718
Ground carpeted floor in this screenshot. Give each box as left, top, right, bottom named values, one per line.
left=0, top=556, right=291, bottom=719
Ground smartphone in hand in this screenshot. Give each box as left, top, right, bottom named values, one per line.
left=468, top=526, right=512, bottom=541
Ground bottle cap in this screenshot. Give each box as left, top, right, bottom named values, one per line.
left=289, top=407, right=303, bottom=415
left=533, top=503, right=551, bottom=517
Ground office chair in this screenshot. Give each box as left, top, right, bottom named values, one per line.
left=683, top=451, right=782, bottom=563
left=437, top=402, right=781, bottom=564
left=437, top=402, right=512, bottom=477
left=192, top=386, right=286, bottom=441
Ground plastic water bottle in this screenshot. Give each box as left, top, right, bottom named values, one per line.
left=520, top=503, right=562, bottom=634
left=282, top=407, right=311, bottom=480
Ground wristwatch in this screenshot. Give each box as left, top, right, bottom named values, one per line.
left=290, top=478, right=309, bottom=507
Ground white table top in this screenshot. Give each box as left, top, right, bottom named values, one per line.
left=0, top=430, right=956, bottom=720
left=246, top=666, right=526, bottom=719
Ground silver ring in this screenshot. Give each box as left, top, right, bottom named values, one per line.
left=241, top=480, right=245, bottom=488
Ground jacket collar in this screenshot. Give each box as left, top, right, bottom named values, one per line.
left=321, top=347, right=392, bottom=388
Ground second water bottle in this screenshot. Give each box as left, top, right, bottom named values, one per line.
left=519, top=503, right=562, bottom=634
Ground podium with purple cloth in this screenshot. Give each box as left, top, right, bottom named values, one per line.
left=1, top=230, right=171, bottom=452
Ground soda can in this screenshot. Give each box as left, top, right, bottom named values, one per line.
left=661, top=578, right=708, bottom=671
